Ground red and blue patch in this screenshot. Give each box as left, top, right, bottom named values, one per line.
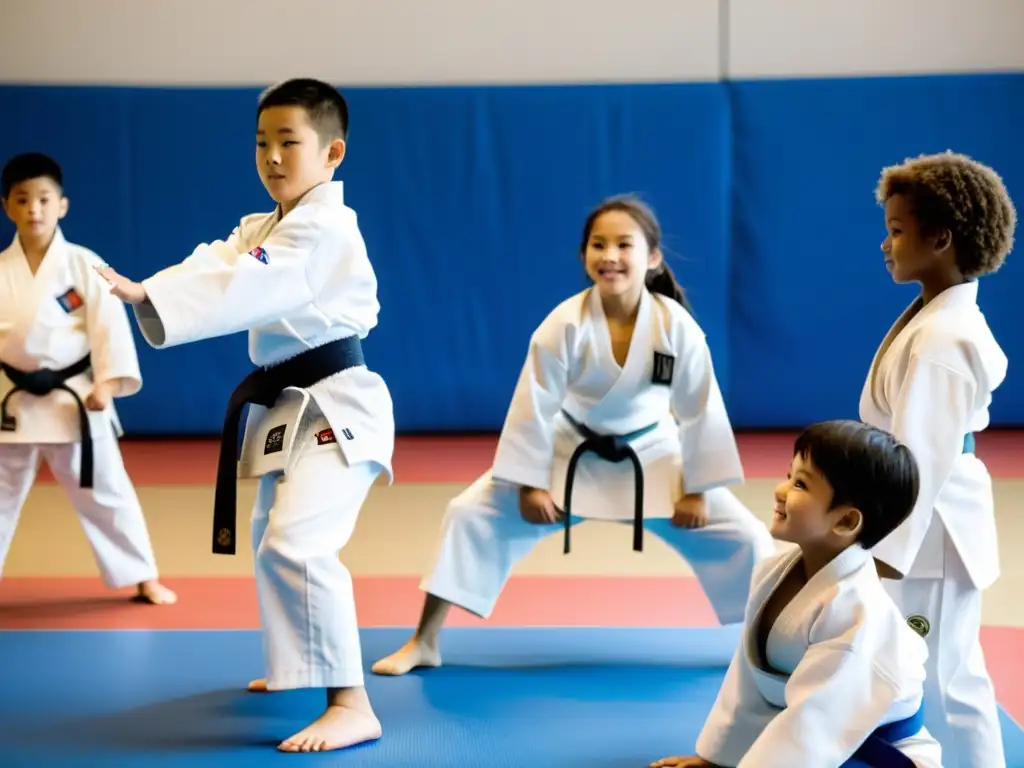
left=249, top=246, right=269, bottom=264
left=56, top=287, right=84, bottom=314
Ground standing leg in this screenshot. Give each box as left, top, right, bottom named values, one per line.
left=251, top=441, right=383, bottom=752
left=42, top=439, right=175, bottom=604
left=645, top=486, right=775, bottom=625
left=0, top=444, right=42, bottom=577
left=372, top=471, right=570, bottom=675
left=884, top=532, right=1006, bottom=768
left=246, top=470, right=278, bottom=693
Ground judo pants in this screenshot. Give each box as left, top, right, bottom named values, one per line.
left=884, top=522, right=1005, bottom=768
left=0, top=438, right=159, bottom=588
left=250, top=423, right=381, bottom=691
left=421, top=472, right=776, bottom=625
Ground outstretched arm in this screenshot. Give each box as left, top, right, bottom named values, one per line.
left=97, top=215, right=324, bottom=349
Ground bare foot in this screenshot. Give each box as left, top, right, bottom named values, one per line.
left=135, top=580, right=177, bottom=605
left=371, top=638, right=441, bottom=676
left=277, top=694, right=382, bottom=753
left=247, top=678, right=269, bottom=692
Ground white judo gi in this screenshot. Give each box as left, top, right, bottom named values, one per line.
left=423, top=287, right=774, bottom=623
left=130, top=181, right=395, bottom=691
left=0, top=229, right=159, bottom=588
left=860, top=280, right=1006, bottom=768
left=695, top=544, right=943, bottom=768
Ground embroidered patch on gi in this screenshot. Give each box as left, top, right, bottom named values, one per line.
left=316, top=428, right=337, bottom=446
left=56, top=287, right=84, bottom=313
left=249, top=246, right=269, bottom=264
left=652, top=352, right=675, bottom=386
left=906, top=614, right=930, bottom=638
left=264, top=424, right=286, bottom=454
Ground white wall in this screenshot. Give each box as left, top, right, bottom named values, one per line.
left=0, top=0, right=1021, bottom=86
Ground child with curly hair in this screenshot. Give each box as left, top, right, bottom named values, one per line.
left=860, top=150, right=1016, bottom=768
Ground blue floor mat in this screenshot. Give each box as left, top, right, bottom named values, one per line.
left=0, top=627, right=1020, bottom=767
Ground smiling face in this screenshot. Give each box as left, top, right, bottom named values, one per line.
left=771, top=451, right=862, bottom=550
left=582, top=209, right=662, bottom=303
left=255, top=105, right=345, bottom=212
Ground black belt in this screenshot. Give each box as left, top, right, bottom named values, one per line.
left=0, top=355, right=94, bottom=487
left=212, top=336, right=365, bottom=556
left=560, top=410, right=659, bottom=554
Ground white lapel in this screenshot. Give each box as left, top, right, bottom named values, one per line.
left=774, top=544, right=871, bottom=634
left=745, top=544, right=871, bottom=681
left=744, top=547, right=800, bottom=671
left=864, top=296, right=922, bottom=416
left=0, top=230, right=68, bottom=363
left=865, top=282, right=981, bottom=417
left=589, top=287, right=653, bottom=403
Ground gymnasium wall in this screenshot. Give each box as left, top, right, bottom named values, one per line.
left=0, top=0, right=1022, bottom=434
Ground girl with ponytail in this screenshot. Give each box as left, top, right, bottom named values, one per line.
left=371, top=194, right=772, bottom=679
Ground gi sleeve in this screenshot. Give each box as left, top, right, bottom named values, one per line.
left=871, top=353, right=975, bottom=577
left=82, top=254, right=142, bottom=397
left=133, top=216, right=320, bottom=349
left=670, top=328, right=744, bottom=493
left=694, top=642, right=780, bottom=767
left=490, top=314, right=571, bottom=490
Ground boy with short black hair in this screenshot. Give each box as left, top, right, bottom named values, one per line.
left=651, top=420, right=943, bottom=768
left=99, top=78, right=396, bottom=754
left=861, top=150, right=1016, bottom=767
left=0, top=151, right=175, bottom=605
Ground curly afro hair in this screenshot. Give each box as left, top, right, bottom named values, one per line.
left=875, top=151, right=1016, bottom=279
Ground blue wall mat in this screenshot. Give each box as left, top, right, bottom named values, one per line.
left=728, top=72, right=1024, bottom=427
left=0, top=73, right=1021, bottom=434
left=0, top=82, right=732, bottom=434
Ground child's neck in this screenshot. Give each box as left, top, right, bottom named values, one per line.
left=797, top=541, right=848, bottom=580
left=19, top=230, right=56, bottom=272
left=600, top=289, right=642, bottom=323
left=918, top=268, right=968, bottom=306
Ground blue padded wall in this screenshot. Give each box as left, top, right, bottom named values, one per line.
left=0, top=73, right=1020, bottom=434
left=727, top=73, right=1024, bottom=427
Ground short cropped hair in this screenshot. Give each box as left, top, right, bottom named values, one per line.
left=793, top=420, right=919, bottom=549
left=1, top=152, right=63, bottom=198
left=875, top=151, right=1016, bottom=278
left=257, top=78, right=349, bottom=144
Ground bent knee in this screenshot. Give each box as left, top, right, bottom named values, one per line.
left=442, top=482, right=516, bottom=530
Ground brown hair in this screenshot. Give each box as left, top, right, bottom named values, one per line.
left=875, top=151, right=1016, bottom=279
left=578, top=194, right=692, bottom=313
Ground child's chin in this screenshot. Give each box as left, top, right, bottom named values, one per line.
left=769, top=520, right=792, bottom=541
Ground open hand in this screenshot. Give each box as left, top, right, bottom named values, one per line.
left=671, top=492, right=708, bottom=529
left=95, top=265, right=147, bottom=304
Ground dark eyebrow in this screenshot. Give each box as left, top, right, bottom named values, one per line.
left=793, top=468, right=815, bottom=484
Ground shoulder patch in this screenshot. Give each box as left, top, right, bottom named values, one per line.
left=249, top=246, right=269, bottom=264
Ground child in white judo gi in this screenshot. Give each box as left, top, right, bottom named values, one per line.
left=373, top=194, right=775, bottom=676
left=860, top=151, right=1015, bottom=768
left=97, top=79, right=395, bottom=754
left=0, top=152, right=175, bottom=606
left=651, top=420, right=944, bottom=768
